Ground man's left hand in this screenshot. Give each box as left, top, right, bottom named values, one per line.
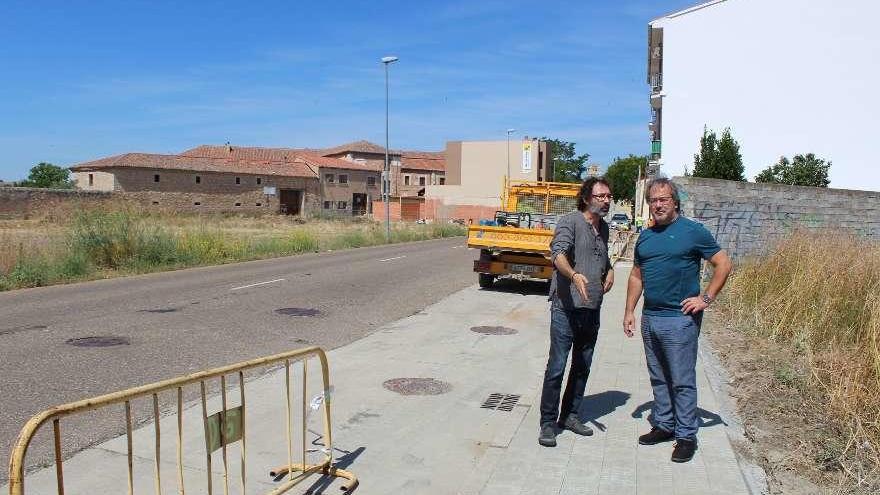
left=603, top=270, right=614, bottom=293
left=680, top=296, right=709, bottom=314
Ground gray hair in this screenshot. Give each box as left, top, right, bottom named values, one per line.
left=645, top=177, right=681, bottom=212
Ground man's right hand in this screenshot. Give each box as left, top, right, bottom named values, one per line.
left=572, top=273, right=589, bottom=303
left=623, top=312, right=636, bottom=338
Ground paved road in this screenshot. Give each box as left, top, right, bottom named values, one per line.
left=0, top=237, right=476, bottom=480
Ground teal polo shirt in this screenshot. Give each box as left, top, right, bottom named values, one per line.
left=634, top=215, right=721, bottom=317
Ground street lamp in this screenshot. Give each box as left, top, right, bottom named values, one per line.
left=381, top=56, right=399, bottom=243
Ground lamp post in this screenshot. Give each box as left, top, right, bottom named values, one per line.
left=381, top=56, right=398, bottom=243
left=506, top=128, right=516, bottom=182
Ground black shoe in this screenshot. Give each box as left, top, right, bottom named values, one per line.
left=559, top=414, right=594, bottom=436
left=538, top=422, right=557, bottom=447
left=671, top=439, right=698, bottom=463
left=638, top=427, right=674, bottom=445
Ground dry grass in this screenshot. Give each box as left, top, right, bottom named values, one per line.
left=720, top=230, right=880, bottom=492
left=0, top=203, right=465, bottom=291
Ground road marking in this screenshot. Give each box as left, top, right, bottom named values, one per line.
left=230, top=279, right=285, bottom=291
left=378, top=256, right=407, bottom=262
left=452, top=245, right=464, bottom=249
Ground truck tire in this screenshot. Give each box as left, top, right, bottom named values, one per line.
left=479, top=273, right=494, bottom=288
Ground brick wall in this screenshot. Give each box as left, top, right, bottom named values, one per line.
left=0, top=187, right=116, bottom=218
left=676, top=176, right=880, bottom=258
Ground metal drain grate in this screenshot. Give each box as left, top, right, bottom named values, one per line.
left=480, top=393, right=521, bottom=412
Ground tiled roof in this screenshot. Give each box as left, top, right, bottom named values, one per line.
left=69, top=153, right=319, bottom=178
left=181, top=145, right=381, bottom=172
left=400, top=151, right=446, bottom=172
left=320, top=140, right=390, bottom=156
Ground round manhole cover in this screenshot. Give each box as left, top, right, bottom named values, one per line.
left=383, top=378, right=452, bottom=396
left=470, top=326, right=518, bottom=335
left=66, top=336, right=130, bottom=348
left=275, top=308, right=322, bottom=317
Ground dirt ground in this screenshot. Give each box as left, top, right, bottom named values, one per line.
left=704, top=313, right=878, bottom=495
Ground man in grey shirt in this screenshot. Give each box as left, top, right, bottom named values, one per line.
left=539, top=177, right=614, bottom=447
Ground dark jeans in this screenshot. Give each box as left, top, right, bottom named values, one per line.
left=641, top=313, right=702, bottom=440
left=539, top=303, right=600, bottom=426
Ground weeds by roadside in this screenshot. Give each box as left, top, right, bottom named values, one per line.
left=717, top=230, right=880, bottom=493
left=0, top=207, right=465, bottom=291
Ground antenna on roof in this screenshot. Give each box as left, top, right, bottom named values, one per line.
left=226, top=141, right=232, bottom=153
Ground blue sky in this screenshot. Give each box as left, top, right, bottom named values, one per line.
left=0, top=0, right=696, bottom=181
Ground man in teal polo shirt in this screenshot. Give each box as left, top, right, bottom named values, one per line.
left=623, top=178, right=732, bottom=463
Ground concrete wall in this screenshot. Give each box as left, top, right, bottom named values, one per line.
left=675, top=176, right=880, bottom=259
left=651, top=0, right=880, bottom=190
left=73, top=170, right=116, bottom=191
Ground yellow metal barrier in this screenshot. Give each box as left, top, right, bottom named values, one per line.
left=7, top=346, right=357, bottom=495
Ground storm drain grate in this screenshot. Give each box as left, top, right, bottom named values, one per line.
left=481, top=393, right=521, bottom=411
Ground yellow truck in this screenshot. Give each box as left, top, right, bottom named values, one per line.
left=468, top=181, right=582, bottom=288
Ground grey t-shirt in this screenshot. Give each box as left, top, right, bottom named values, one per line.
left=548, top=211, right=611, bottom=310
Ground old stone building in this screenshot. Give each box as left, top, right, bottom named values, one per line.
left=71, top=152, right=320, bottom=214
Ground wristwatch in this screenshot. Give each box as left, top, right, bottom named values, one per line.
left=701, top=294, right=713, bottom=305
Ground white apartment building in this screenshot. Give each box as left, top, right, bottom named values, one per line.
left=648, top=0, right=880, bottom=191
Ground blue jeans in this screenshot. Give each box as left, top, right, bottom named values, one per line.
left=539, top=303, right=600, bottom=426
left=641, top=313, right=702, bottom=440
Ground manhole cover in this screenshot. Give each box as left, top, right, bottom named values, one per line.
left=66, top=336, right=130, bottom=347
left=470, top=326, right=518, bottom=335
left=275, top=308, right=322, bottom=317
left=382, top=378, right=451, bottom=396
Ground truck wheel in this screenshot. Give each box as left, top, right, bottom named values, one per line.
left=479, top=273, right=494, bottom=288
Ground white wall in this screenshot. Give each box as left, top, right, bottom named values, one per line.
left=653, top=0, right=880, bottom=191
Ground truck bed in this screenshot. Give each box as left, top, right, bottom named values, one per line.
left=466, top=225, right=553, bottom=255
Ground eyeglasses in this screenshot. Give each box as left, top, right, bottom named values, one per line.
left=648, top=196, right=673, bottom=205
left=592, top=193, right=613, bottom=201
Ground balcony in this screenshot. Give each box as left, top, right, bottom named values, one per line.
left=649, top=73, right=662, bottom=93
left=651, top=140, right=661, bottom=156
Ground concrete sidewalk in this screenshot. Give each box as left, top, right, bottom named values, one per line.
left=6, top=269, right=753, bottom=495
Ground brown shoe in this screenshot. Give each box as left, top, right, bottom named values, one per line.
left=638, top=427, right=674, bottom=445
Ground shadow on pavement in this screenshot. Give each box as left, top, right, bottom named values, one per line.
left=301, top=445, right=366, bottom=495
left=480, top=278, right=550, bottom=296
left=577, top=390, right=632, bottom=432
left=631, top=401, right=727, bottom=428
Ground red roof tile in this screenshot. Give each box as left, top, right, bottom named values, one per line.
left=319, top=140, right=390, bottom=156
left=181, top=145, right=381, bottom=172
left=400, top=151, right=446, bottom=172
left=70, top=153, right=318, bottom=178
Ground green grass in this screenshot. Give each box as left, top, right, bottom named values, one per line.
left=0, top=209, right=466, bottom=291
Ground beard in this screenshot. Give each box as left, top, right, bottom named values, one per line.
left=589, top=203, right=610, bottom=216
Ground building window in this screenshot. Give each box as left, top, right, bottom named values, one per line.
left=234, top=202, right=242, bottom=207
left=404, top=175, right=410, bottom=185
left=195, top=175, right=201, bottom=184
left=367, top=176, right=377, bottom=187
left=324, top=173, right=335, bottom=183
left=337, top=201, right=347, bottom=210
left=419, top=176, right=426, bottom=186
left=255, top=202, right=262, bottom=206
left=323, top=201, right=332, bottom=209
left=338, top=174, right=349, bottom=184
left=235, top=177, right=241, bottom=185
left=194, top=202, right=201, bottom=206
left=154, top=174, right=160, bottom=183
left=256, top=177, right=262, bottom=185
left=152, top=201, right=159, bottom=205
left=439, top=177, right=446, bottom=185
left=88, top=174, right=94, bottom=186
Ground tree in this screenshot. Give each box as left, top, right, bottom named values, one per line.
left=541, top=138, right=590, bottom=183
left=692, top=127, right=746, bottom=181
left=755, top=153, right=830, bottom=187
left=21, top=162, right=73, bottom=189
left=604, top=154, right=647, bottom=204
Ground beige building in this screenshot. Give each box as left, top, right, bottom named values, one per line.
left=423, top=138, right=552, bottom=221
